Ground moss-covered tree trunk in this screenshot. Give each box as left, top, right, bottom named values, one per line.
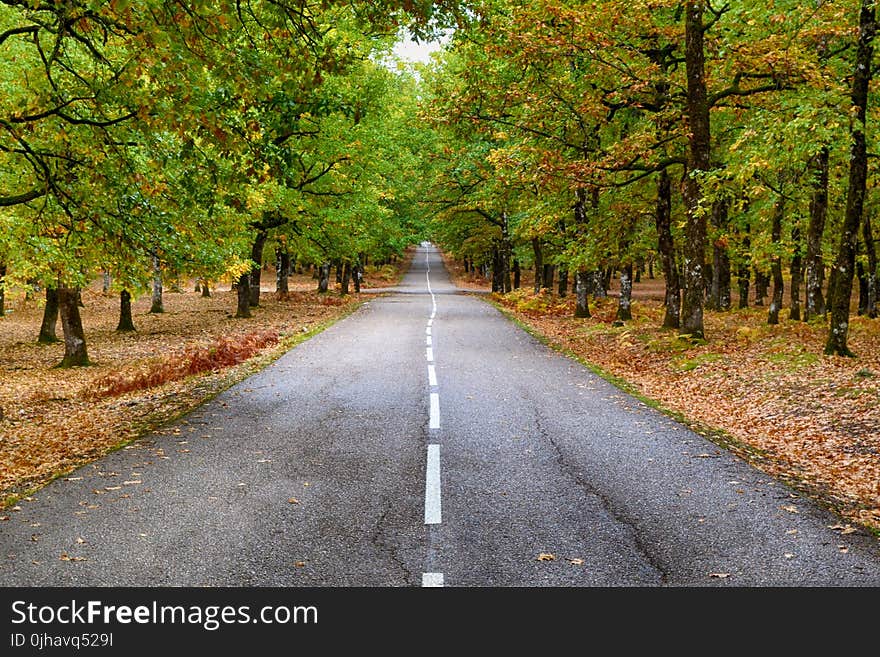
left=805, top=148, right=829, bottom=320
left=790, top=226, right=803, bottom=321
left=768, top=198, right=785, bottom=325
left=656, top=169, right=680, bottom=328
left=826, top=0, right=876, bottom=356
left=58, top=287, right=89, bottom=367
left=681, top=1, right=710, bottom=339
left=38, top=286, right=60, bottom=343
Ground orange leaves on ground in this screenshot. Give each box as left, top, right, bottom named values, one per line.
left=86, top=330, right=279, bottom=400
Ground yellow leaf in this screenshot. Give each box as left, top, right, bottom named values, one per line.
left=537, top=553, right=556, bottom=562
left=288, top=498, right=299, bottom=504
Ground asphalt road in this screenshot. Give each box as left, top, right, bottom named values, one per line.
left=1, top=244, right=878, bottom=586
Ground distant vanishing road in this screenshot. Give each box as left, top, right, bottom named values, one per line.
left=1, top=244, right=878, bottom=586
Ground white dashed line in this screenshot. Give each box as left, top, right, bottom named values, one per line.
left=429, top=392, right=440, bottom=429
left=426, top=347, right=434, bottom=362
left=428, top=364, right=437, bottom=386
left=422, top=572, right=444, bottom=587
left=426, top=326, right=432, bottom=335
left=424, top=444, right=441, bottom=524
left=426, top=336, right=432, bottom=346
left=427, top=318, right=433, bottom=327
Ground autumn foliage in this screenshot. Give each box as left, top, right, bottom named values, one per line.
left=86, top=331, right=280, bottom=400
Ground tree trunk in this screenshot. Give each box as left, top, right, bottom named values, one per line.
left=102, top=271, right=111, bottom=294
left=575, top=271, right=591, bottom=318
left=826, top=0, right=875, bottom=356
left=857, top=261, right=869, bottom=314
left=616, top=264, right=633, bottom=322
left=682, top=1, right=710, bottom=339
left=768, top=197, right=785, bottom=325
left=341, top=261, right=351, bottom=296
left=249, top=229, right=268, bottom=307
left=709, top=200, right=731, bottom=311
left=754, top=268, right=769, bottom=305
left=0, top=262, right=5, bottom=318
left=38, top=286, right=60, bottom=343
left=558, top=268, right=568, bottom=296
left=655, top=169, right=680, bottom=328
left=57, top=287, right=90, bottom=367
left=805, top=148, right=829, bottom=320
left=501, top=212, right=512, bottom=293
left=863, top=209, right=878, bottom=317
left=117, top=289, right=136, bottom=332
left=532, top=238, right=543, bottom=294
left=335, top=260, right=343, bottom=285
left=318, top=262, right=330, bottom=293
left=648, top=255, right=655, bottom=279
left=592, top=270, right=607, bottom=299
left=491, top=244, right=503, bottom=293
left=542, top=264, right=554, bottom=292
left=201, top=279, right=211, bottom=298
left=235, top=271, right=251, bottom=318
left=276, top=247, right=290, bottom=298
left=513, top=259, right=521, bottom=289
left=150, top=255, right=163, bottom=313
left=790, top=225, right=803, bottom=321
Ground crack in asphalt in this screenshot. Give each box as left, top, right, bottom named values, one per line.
left=533, top=409, right=670, bottom=584
left=370, top=503, right=414, bottom=586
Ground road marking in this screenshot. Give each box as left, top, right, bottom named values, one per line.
left=429, top=392, right=440, bottom=429
left=422, top=572, right=444, bottom=587
left=426, top=336, right=432, bottom=346
left=426, top=326, right=431, bottom=335
left=424, top=444, right=441, bottom=524
left=427, top=319, right=433, bottom=327
left=426, top=347, right=434, bottom=362
left=428, top=364, right=437, bottom=386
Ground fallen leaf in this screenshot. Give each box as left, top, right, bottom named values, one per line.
left=65, top=477, right=83, bottom=481
left=104, top=486, right=122, bottom=491
left=784, top=553, right=795, bottom=559
left=568, top=558, right=585, bottom=565
left=59, top=553, right=86, bottom=562
left=0, top=516, right=9, bottom=521
left=123, top=480, right=142, bottom=485
left=829, top=523, right=857, bottom=535
left=75, top=537, right=85, bottom=544
left=11, top=506, right=22, bottom=511
left=786, top=529, right=798, bottom=535
left=288, top=498, right=299, bottom=504
left=780, top=505, right=799, bottom=514
left=708, top=572, right=730, bottom=579
left=537, top=553, right=556, bottom=562
left=838, top=545, right=849, bottom=554
left=294, top=561, right=306, bottom=568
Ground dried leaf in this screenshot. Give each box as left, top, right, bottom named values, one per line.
left=784, top=553, right=795, bottom=559
left=537, top=553, right=556, bottom=562
left=708, top=572, right=730, bottom=579
left=75, top=537, right=85, bottom=544
left=294, top=561, right=306, bottom=568
left=780, top=505, right=799, bottom=514
left=838, top=545, right=849, bottom=554
left=288, top=498, right=299, bottom=504
left=104, top=486, right=121, bottom=491
left=568, top=558, right=585, bottom=565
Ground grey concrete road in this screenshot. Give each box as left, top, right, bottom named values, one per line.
left=1, top=244, right=878, bottom=586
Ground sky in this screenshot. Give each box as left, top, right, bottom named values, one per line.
left=391, top=30, right=449, bottom=65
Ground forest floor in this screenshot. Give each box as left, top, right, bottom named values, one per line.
left=441, top=254, right=880, bottom=533
left=0, top=254, right=412, bottom=505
